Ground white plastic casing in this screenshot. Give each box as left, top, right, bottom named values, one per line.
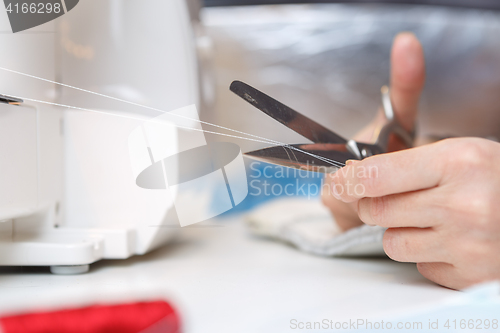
left=0, top=0, right=200, bottom=269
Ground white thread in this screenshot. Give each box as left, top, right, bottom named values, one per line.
left=0, top=67, right=291, bottom=147
left=0, top=66, right=345, bottom=168
left=12, top=94, right=345, bottom=169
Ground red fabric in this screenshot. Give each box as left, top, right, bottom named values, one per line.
left=0, top=300, right=181, bottom=333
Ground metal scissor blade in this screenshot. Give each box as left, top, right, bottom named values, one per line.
left=244, top=143, right=358, bottom=173
left=230, top=81, right=347, bottom=144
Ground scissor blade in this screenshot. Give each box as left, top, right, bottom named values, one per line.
left=230, top=81, right=347, bottom=144
left=244, top=143, right=358, bottom=173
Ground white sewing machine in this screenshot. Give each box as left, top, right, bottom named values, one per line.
left=0, top=0, right=207, bottom=274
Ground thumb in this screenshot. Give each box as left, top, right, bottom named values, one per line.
left=390, top=32, right=426, bottom=132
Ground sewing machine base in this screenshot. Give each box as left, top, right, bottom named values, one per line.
left=0, top=222, right=174, bottom=274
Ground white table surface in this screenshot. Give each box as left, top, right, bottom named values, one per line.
left=0, top=216, right=458, bottom=333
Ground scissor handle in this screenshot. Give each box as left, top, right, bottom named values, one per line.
left=375, top=86, right=415, bottom=152
left=347, top=86, right=415, bottom=159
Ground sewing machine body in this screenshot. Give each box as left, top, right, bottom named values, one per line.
left=0, top=0, right=202, bottom=273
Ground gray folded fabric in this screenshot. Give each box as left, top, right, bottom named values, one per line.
left=245, top=197, right=387, bottom=257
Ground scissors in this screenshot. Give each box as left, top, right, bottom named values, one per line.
left=230, top=80, right=414, bottom=173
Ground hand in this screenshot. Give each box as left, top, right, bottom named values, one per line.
left=331, top=137, right=500, bottom=290
left=322, top=32, right=426, bottom=231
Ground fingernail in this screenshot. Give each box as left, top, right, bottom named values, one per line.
left=345, top=160, right=359, bottom=166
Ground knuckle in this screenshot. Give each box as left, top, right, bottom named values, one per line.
left=447, top=190, right=495, bottom=231
left=446, top=139, right=490, bottom=172
left=369, top=196, right=389, bottom=226
left=468, top=198, right=492, bottom=227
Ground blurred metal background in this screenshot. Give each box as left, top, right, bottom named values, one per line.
left=204, top=0, right=500, bottom=10
left=201, top=4, right=500, bottom=154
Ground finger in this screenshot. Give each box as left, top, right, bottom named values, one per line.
left=390, top=32, right=426, bottom=132
left=416, top=263, right=463, bottom=289
left=321, top=189, right=363, bottom=231
left=357, top=188, right=445, bottom=228
left=330, top=142, right=447, bottom=202
left=383, top=227, right=450, bottom=263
